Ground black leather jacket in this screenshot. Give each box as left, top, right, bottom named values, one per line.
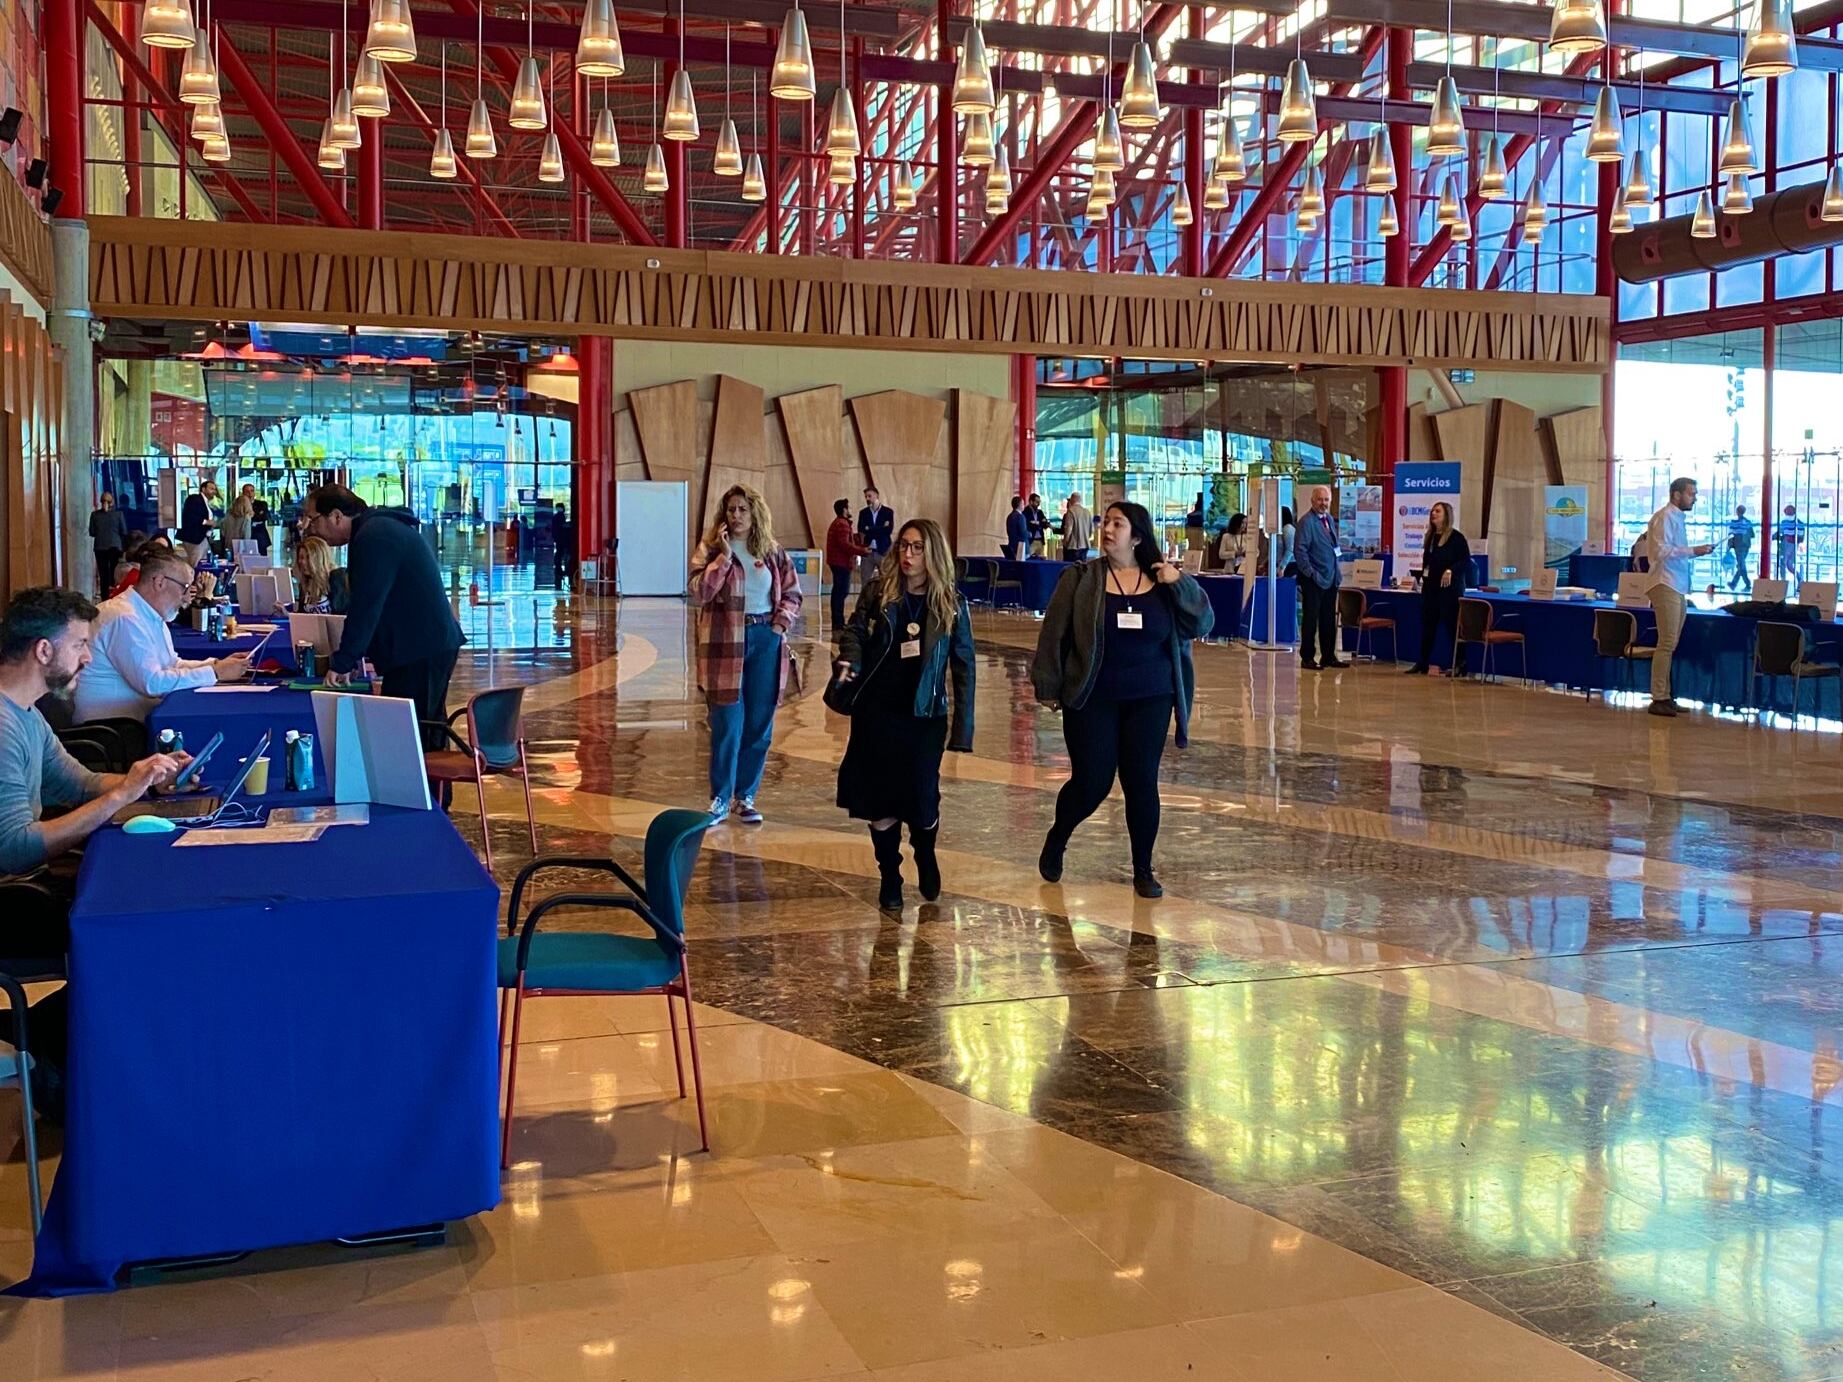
left=836, top=585, right=976, bottom=751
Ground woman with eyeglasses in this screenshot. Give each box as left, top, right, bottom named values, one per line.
left=833, top=520, right=975, bottom=912
left=1406, top=500, right=1471, bottom=675
left=1032, top=501, right=1213, bottom=899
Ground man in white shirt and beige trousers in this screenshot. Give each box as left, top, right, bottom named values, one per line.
left=1644, top=477, right=1714, bottom=718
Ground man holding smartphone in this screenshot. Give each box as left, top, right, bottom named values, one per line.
left=1644, top=477, right=1716, bottom=718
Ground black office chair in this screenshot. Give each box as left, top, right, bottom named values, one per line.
left=1587, top=608, right=1654, bottom=700
left=0, top=875, right=69, bottom=1234
left=1753, top=621, right=1839, bottom=724
left=955, top=557, right=990, bottom=606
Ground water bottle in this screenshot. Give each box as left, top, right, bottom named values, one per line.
left=157, top=728, right=177, bottom=756
left=283, top=730, right=301, bottom=791
left=294, top=734, right=315, bottom=792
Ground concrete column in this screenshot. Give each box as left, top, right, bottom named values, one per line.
left=51, top=218, right=96, bottom=595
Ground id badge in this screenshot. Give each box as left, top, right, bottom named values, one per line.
left=1116, top=610, right=1144, bottom=630
left=900, top=639, right=922, bottom=659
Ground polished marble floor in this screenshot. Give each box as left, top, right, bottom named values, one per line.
left=9, top=592, right=1843, bottom=1378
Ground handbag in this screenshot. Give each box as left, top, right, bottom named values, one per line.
left=822, top=659, right=861, bottom=715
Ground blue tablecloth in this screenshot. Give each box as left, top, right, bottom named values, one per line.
left=13, top=801, right=501, bottom=1293
left=151, top=685, right=321, bottom=753
left=1194, top=574, right=1299, bottom=643
left=171, top=623, right=300, bottom=674
left=960, top=557, right=1071, bottom=611
left=1343, top=590, right=1843, bottom=712
left=1565, top=553, right=1629, bottom=596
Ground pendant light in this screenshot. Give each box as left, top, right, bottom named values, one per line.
left=1623, top=63, right=1653, bottom=208
left=466, top=0, right=497, bottom=159
left=984, top=147, right=1010, bottom=216
left=1090, top=167, right=1117, bottom=208
left=894, top=162, right=917, bottom=210
left=1093, top=107, right=1126, bottom=172
left=1172, top=180, right=1193, bottom=227
left=179, top=5, right=220, bottom=106
left=1742, top=0, right=1797, bottom=80
left=825, top=88, right=860, bottom=159
left=644, top=63, right=669, bottom=193
left=953, top=19, right=996, bottom=116
left=201, top=130, right=231, bottom=163
left=1821, top=164, right=1843, bottom=221
left=715, top=27, right=742, bottom=176
left=1277, top=59, right=1317, bottom=142
left=1586, top=83, right=1623, bottom=163
left=1216, top=113, right=1247, bottom=182
left=828, top=151, right=856, bottom=186
left=576, top=0, right=625, bottom=78
left=1299, top=158, right=1325, bottom=217
left=1549, top=0, right=1607, bottom=56
left=1428, top=77, right=1465, bottom=157
left=1479, top=135, right=1507, bottom=198
left=362, top=0, right=415, bottom=63
left=772, top=0, right=817, bottom=101
left=191, top=100, right=225, bottom=141
left=1436, top=172, right=1462, bottom=227
left=510, top=0, right=547, bottom=131
left=1719, top=98, right=1757, bottom=176
left=663, top=0, right=699, bottom=141
left=1296, top=206, right=1318, bottom=237
left=143, top=0, right=196, bottom=49
left=1203, top=176, right=1231, bottom=211
left=430, top=44, right=458, bottom=178
left=963, top=110, right=996, bottom=166
left=1366, top=129, right=1396, bottom=193
left=1119, top=29, right=1163, bottom=129
left=1451, top=194, right=1472, bottom=242
left=1722, top=172, right=1752, bottom=214
left=319, top=123, right=347, bottom=171
left=1690, top=188, right=1717, bottom=237
left=353, top=53, right=390, bottom=119
left=539, top=132, right=566, bottom=183
left=330, top=0, right=361, bottom=149
left=1609, top=195, right=1632, bottom=233
left=1379, top=198, right=1400, bottom=238
left=740, top=72, right=765, bottom=200
left=591, top=77, right=621, bottom=166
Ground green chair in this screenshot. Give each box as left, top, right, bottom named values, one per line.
left=498, top=808, right=718, bottom=1167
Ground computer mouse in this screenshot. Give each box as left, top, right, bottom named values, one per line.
left=122, top=815, right=179, bottom=835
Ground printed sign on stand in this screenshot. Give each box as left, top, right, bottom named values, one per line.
left=1544, top=485, right=1590, bottom=570
left=1393, top=462, right=1462, bottom=557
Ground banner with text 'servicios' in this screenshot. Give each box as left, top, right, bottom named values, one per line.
left=1393, top=462, right=1461, bottom=557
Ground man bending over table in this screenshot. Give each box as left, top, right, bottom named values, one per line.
left=301, top=484, right=465, bottom=750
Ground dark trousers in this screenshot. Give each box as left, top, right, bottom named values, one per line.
left=380, top=646, right=460, bottom=751
left=94, top=548, right=121, bottom=594
left=1419, top=584, right=1461, bottom=667
left=1299, top=576, right=1339, bottom=665
left=830, top=565, right=853, bottom=628
left=1049, top=694, right=1174, bottom=873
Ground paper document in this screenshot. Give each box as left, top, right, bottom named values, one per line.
left=193, top=685, right=279, bottom=695
left=268, top=804, right=369, bottom=828
left=173, top=823, right=328, bottom=846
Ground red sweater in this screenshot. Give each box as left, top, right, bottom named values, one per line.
left=825, top=516, right=867, bottom=568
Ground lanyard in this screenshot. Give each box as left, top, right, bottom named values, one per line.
left=1107, top=566, right=1145, bottom=611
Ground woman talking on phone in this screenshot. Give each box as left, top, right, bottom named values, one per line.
left=1032, top=501, right=1213, bottom=898
left=832, top=519, right=975, bottom=912
left=691, top=485, right=803, bottom=825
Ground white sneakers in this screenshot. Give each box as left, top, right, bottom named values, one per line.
left=707, top=796, right=763, bottom=825
left=707, top=796, right=730, bottom=824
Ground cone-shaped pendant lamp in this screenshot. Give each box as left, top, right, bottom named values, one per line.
left=429, top=128, right=458, bottom=179
left=1451, top=197, right=1472, bottom=241
left=1609, top=197, right=1632, bottom=233
left=318, top=118, right=347, bottom=170
left=1549, top=0, right=1607, bottom=55
left=742, top=152, right=768, bottom=201
left=191, top=100, right=225, bottom=140
left=143, top=0, right=196, bottom=49
left=576, top=0, right=625, bottom=78
left=1090, top=167, right=1117, bottom=207
left=1215, top=115, right=1247, bottom=182
left=824, top=86, right=859, bottom=158
left=1820, top=164, right=1843, bottom=220
left=714, top=117, right=743, bottom=175
left=953, top=21, right=996, bottom=116
left=1119, top=37, right=1163, bottom=129
left=1278, top=58, right=1317, bottom=142
left=1586, top=84, right=1624, bottom=162
left=1623, top=148, right=1654, bottom=207
left=1427, top=75, right=1465, bottom=158
left=985, top=184, right=1009, bottom=218
left=538, top=131, right=566, bottom=183
left=330, top=87, right=362, bottom=148
left=1478, top=134, right=1508, bottom=199
left=1093, top=107, right=1126, bottom=172
left=894, top=162, right=916, bottom=210
left=1743, top=0, right=1797, bottom=79
left=179, top=31, right=221, bottom=104
left=985, top=145, right=1011, bottom=200
left=1522, top=176, right=1549, bottom=231
left=1366, top=128, right=1397, bottom=192
left=1295, top=206, right=1319, bottom=236
left=1172, top=181, right=1193, bottom=227
left=1300, top=161, right=1325, bottom=218
left=363, top=0, right=416, bottom=62
left=1203, top=176, right=1231, bottom=211
left=352, top=54, right=390, bottom=119
left=1722, top=172, right=1753, bottom=214
left=1436, top=172, right=1462, bottom=227
left=1719, top=99, right=1757, bottom=176
left=643, top=141, right=670, bottom=193
left=1690, top=188, right=1717, bottom=237
left=466, top=97, right=498, bottom=159
left=509, top=55, right=547, bottom=130
left=663, top=68, right=699, bottom=140
left=591, top=107, right=621, bottom=167
left=962, top=110, right=996, bottom=166
left=771, top=1, right=817, bottom=101
left=828, top=151, right=856, bottom=186
left=1379, top=198, right=1400, bottom=238
left=200, top=131, right=231, bottom=163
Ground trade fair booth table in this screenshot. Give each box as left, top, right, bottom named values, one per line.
left=171, top=623, right=301, bottom=674
left=1343, top=589, right=1843, bottom=713
left=957, top=556, right=1070, bottom=611
left=11, top=691, right=503, bottom=1295
left=1193, top=574, right=1299, bottom=644
left=151, top=684, right=322, bottom=747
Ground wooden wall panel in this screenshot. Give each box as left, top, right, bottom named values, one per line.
left=849, top=390, right=949, bottom=529
left=760, top=413, right=808, bottom=550
left=954, top=390, right=1015, bottom=559
left=1541, top=406, right=1608, bottom=540
left=1405, top=402, right=1439, bottom=461
left=628, top=380, right=699, bottom=541
left=776, top=385, right=844, bottom=550
left=84, top=217, right=1611, bottom=373
left=702, top=375, right=767, bottom=536
left=1487, top=400, right=1544, bottom=582
left=0, top=297, right=61, bottom=603
left=1431, top=404, right=1492, bottom=539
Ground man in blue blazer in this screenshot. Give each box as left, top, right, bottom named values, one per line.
left=1293, top=485, right=1346, bottom=671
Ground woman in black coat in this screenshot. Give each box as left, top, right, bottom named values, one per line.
left=1407, top=501, right=1472, bottom=674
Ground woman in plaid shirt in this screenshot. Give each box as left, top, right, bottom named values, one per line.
left=691, top=486, right=803, bottom=825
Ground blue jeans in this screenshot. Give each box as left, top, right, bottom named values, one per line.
left=708, top=621, right=783, bottom=802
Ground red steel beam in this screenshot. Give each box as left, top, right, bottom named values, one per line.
left=381, top=65, right=521, bottom=238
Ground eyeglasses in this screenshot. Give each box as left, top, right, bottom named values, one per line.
left=896, top=541, right=927, bottom=554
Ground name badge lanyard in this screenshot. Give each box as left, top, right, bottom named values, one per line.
left=1109, top=568, right=1144, bottom=629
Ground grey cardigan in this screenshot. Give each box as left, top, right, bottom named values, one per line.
left=1030, top=559, right=1214, bottom=746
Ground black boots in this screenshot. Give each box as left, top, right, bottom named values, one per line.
left=1038, top=830, right=1066, bottom=883
left=910, top=823, right=941, bottom=901
left=1133, top=870, right=1164, bottom=899
left=870, top=824, right=904, bottom=911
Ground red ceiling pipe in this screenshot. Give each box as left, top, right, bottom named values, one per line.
left=47, top=0, right=85, bottom=215
left=213, top=27, right=355, bottom=226
left=1180, top=4, right=1205, bottom=277
left=937, top=0, right=958, bottom=264
left=358, top=120, right=384, bottom=229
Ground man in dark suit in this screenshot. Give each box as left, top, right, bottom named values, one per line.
left=856, top=487, right=894, bottom=587
left=1293, top=485, right=1346, bottom=671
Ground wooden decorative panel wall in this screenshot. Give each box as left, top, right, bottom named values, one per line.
left=1405, top=402, right=1438, bottom=461
left=85, top=218, right=1610, bottom=373
left=775, top=385, right=844, bottom=551
left=628, top=379, right=700, bottom=541
left=0, top=295, right=64, bottom=602
left=1431, top=404, right=1492, bottom=537
left=849, top=391, right=949, bottom=531
left=955, top=390, right=1016, bottom=559
left=1540, top=406, right=1608, bottom=542
left=1486, top=401, right=1545, bottom=582
left=702, top=375, right=766, bottom=535
left=0, top=179, right=53, bottom=307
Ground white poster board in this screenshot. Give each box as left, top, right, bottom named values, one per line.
left=1349, top=559, right=1384, bottom=589
left=617, top=481, right=691, bottom=596
left=1753, top=578, right=1789, bottom=603
left=311, top=691, right=432, bottom=810
left=1392, top=463, right=1461, bottom=558
left=1617, top=572, right=1653, bottom=607
left=1802, top=580, right=1838, bottom=621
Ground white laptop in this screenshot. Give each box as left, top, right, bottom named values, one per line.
left=311, top=690, right=431, bottom=811
left=288, top=611, right=347, bottom=657
left=1527, top=569, right=1558, bottom=600
left=1616, top=572, right=1653, bottom=607
left=236, top=570, right=288, bottom=619
left=1752, top=578, right=1789, bottom=603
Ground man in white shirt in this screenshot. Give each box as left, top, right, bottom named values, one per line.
left=1644, top=477, right=1715, bottom=718
left=73, top=550, right=249, bottom=732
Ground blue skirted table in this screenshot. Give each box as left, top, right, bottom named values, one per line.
left=150, top=684, right=321, bottom=750
left=170, top=623, right=300, bottom=674
left=1565, top=553, right=1630, bottom=596
left=1193, top=574, right=1299, bottom=643
left=959, top=557, right=1072, bottom=612
left=1341, top=589, right=1843, bottom=713
left=11, top=697, right=501, bottom=1294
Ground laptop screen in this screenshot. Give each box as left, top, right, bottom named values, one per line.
left=211, top=730, right=273, bottom=820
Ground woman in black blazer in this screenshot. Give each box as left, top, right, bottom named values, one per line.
left=1407, top=501, right=1472, bottom=674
